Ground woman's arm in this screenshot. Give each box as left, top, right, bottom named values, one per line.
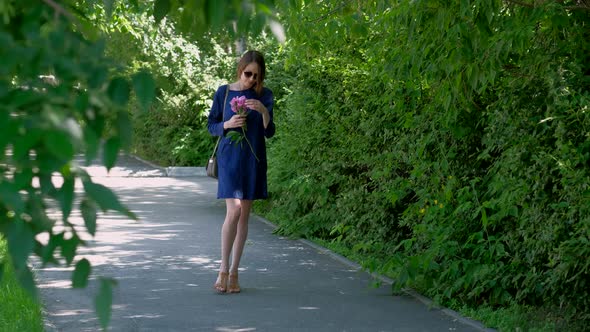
left=245, top=89, right=275, bottom=138
left=207, top=86, right=226, bottom=137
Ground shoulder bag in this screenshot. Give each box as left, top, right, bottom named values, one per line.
left=206, top=85, right=229, bottom=179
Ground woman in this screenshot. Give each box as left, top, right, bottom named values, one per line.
left=207, top=50, right=275, bottom=293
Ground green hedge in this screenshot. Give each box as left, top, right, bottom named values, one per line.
left=258, top=0, right=589, bottom=327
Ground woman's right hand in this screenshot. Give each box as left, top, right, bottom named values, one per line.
left=223, top=114, right=246, bottom=129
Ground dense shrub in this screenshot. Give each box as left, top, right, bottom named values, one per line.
left=109, top=12, right=236, bottom=166
left=257, top=0, right=590, bottom=327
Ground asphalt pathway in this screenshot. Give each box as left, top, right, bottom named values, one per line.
left=36, top=155, right=492, bottom=332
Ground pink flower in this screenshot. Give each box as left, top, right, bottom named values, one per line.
left=230, top=96, right=248, bottom=114
left=227, top=95, right=258, bottom=161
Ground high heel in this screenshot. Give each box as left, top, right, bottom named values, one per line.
left=214, top=272, right=229, bottom=293
left=228, top=274, right=241, bottom=293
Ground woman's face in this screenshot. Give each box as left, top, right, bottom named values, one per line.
left=239, top=62, right=260, bottom=90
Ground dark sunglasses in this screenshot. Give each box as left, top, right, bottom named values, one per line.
left=243, top=71, right=258, bottom=79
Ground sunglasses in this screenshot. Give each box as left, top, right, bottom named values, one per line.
left=243, top=71, right=258, bottom=79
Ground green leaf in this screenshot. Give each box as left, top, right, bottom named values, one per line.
left=83, top=180, right=136, bottom=219
left=59, top=175, right=75, bottom=221
left=81, top=198, right=98, bottom=236
left=74, top=92, right=90, bottom=116
left=390, top=192, right=399, bottom=205
left=72, top=258, right=91, bottom=288
left=107, top=77, right=130, bottom=106
left=131, top=71, right=156, bottom=111
left=255, top=2, right=273, bottom=15
left=0, top=261, right=4, bottom=283
left=153, top=0, right=171, bottom=24
left=235, top=9, right=251, bottom=34
left=95, top=277, right=117, bottom=330
left=84, top=129, right=100, bottom=166
left=481, top=206, right=488, bottom=229
left=6, top=220, right=34, bottom=270
left=9, top=89, right=42, bottom=109
left=206, top=0, right=225, bottom=28
left=12, top=128, right=41, bottom=162
left=12, top=169, right=33, bottom=190
left=116, top=111, right=132, bottom=149
left=41, top=233, right=64, bottom=265
left=103, top=137, right=120, bottom=170
left=15, top=265, right=38, bottom=300
left=88, top=66, right=108, bottom=89
left=250, top=13, right=266, bottom=36
left=226, top=131, right=241, bottom=141
left=60, top=236, right=80, bottom=266
left=0, top=112, right=16, bottom=151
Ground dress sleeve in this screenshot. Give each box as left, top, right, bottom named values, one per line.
left=262, top=88, right=275, bottom=138
left=207, top=85, right=226, bottom=137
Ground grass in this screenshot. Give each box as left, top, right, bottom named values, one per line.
left=311, top=236, right=586, bottom=331
left=0, top=238, right=44, bottom=332
left=457, top=304, right=577, bottom=332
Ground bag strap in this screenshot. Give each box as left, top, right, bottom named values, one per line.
left=210, top=84, right=230, bottom=158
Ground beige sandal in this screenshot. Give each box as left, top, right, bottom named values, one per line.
left=228, top=274, right=241, bottom=293
left=214, top=272, right=229, bottom=293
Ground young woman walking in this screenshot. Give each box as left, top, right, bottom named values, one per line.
left=207, top=50, right=275, bottom=293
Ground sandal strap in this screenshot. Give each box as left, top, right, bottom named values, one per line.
left=214, top=272, right=229, bottom=292
left=228, top=274, right=241, bottom=293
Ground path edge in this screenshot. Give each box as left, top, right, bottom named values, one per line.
left=252, top=214, right=497, bottom=332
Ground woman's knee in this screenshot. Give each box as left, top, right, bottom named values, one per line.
left=226, top=199, right=242, bottom=220
left=237, top=200, right=252, bottom=224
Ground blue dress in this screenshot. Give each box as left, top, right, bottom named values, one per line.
left=207, top=85, right=275, bottom=200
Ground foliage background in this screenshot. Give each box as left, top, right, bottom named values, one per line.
left=259, top=1, right=590, bottom=329
left=2, top=0, right=587, bottom=330
left=129, top=0, right=590, bottom=329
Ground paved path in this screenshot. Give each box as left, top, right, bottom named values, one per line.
left=37, top=155, right=492, bottom=331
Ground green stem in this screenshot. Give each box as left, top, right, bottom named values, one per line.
left=243, top=135, right=259, bottom=162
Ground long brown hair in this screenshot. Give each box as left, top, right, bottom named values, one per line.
left=236, top=50, right=266, bottom=96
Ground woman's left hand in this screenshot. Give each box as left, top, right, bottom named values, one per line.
left=245, top=99, right=268, bottom=115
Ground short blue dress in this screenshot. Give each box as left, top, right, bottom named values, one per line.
left=207, top=84, right=275, bottom=200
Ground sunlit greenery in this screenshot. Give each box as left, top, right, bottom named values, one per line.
left=2, top=0, right=588, bottom=330
left=258, top=1, right=590, bottom=330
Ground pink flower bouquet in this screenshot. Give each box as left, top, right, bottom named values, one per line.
left=227, top=96, right=258, bottom=161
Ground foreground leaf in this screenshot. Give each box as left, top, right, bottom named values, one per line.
left=15, top=265, right=37, bottom=301
left=83, top=180, right=137, bottom=219
left=132, top=71, right=156, bottom=111
left=72, top=258, right=91, bottom=288
left=81, top=198, right=98, bottom=236
left=95, top=277, right=117, bottom=330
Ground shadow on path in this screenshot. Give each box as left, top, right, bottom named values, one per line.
left=36, top=158, right=487, bottom=332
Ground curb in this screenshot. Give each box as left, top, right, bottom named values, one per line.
left=252, top=214, right=496, bottom=332
left=127, top=154, right=167, bottom=172
left=128, top=155, right=207, bottom=177
left=166, top=166, right=207, bottom=177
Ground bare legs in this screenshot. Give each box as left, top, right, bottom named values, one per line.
left=215, top=199, right=252, bottom=292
